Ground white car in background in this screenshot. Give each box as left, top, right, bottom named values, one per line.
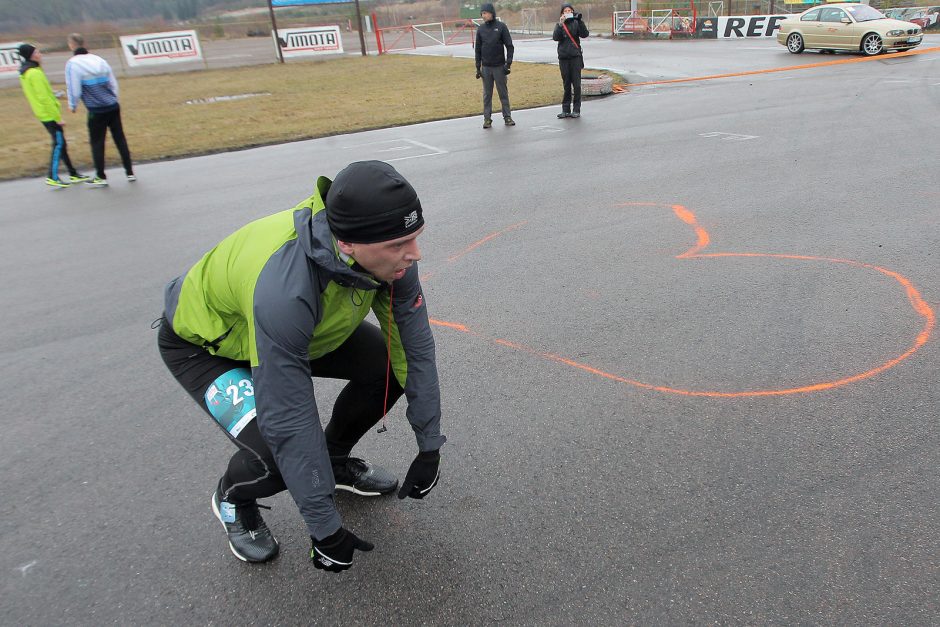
left=777, top=3, right=923, bottom=56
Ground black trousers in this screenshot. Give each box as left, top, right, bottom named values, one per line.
left=158, top=320, right=405, bottom=504
left=87, top=106, right=133, bottom=179
left=42, top=121, right=77, bottom=180
left=559, top=57, right=583, bottom=114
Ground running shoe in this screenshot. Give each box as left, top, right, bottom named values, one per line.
left=127, top=174, right=137, bottom=182
left=45, top=177, right=70, bottom=188
left=504, top=117, right=516, bottom=126
left=69, top=174, right=90, bottom=183
left=86, top=177, right=108, bottom=188
left=211, top=485, right=279, bottom=563
left=333, top=457, right=398, bottom=496
left=483, top=119, right=492, bottom=129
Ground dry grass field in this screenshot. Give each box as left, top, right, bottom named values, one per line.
left=0, top=55, right=620, bottom=181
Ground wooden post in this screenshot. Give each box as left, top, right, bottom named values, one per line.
left=354, top=0, right=367, bottom=55
left=267, top=0, right=285, bottom=63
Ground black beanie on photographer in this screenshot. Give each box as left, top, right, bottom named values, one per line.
left=325, top=161, right=424, bottom=244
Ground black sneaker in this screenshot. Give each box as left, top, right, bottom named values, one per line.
left=211, top=486, right=279, bottom=563
left=333, top=457, right=398, bottom=496
left=557, top=112, right=570, bottom=119
left=483, top=119, right=492, bottom=129
left=570, top=112, right=581, bottom=118
left=504, top=117, right=516, bottom=126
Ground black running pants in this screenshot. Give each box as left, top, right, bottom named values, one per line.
left=87, top=106, right=133, bottom=179
left=42, top=121, right=77, bottom=180
left=559, top=56, right=583, bottom=114
left=158, top=320, right=404, bottom=504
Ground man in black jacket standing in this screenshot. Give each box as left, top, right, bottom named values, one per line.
left=553, top=3, right=589, bottom=118
left=474, top=3, right=515, bottom=129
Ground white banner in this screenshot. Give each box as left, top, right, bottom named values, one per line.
left=0, top=42, right=25, bottom=78
left=273, top=25, right=344, bottom=58
left=717, top=15, right=789, bottom=38
left=119, top=30, right=203, bottom=67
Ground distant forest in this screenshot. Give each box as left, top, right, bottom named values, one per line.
left=0, top=0, right=259, bottom=30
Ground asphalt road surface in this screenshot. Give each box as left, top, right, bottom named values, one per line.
left=2, top=41, right=938, bottom=624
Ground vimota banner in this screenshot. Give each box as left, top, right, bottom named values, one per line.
left=119, top=30, right=203, bottom=67
left=0, top=42, right=25, bottom=78
left=273, top=26, right=344, bottom=58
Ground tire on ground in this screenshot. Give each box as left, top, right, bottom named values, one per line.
left=581, top=74, right=614, bottom=96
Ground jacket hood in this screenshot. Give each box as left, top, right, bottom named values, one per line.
left=297, top=176, right=382, bottom=290
left=481, top=3, right=496, bottom=16
left=18, top=59, right=39, bottom=75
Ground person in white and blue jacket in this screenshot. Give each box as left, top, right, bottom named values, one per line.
left=64, top=33, right=135, bottom=187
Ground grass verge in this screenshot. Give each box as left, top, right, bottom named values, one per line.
left=0, top=55, right=623, bottom=181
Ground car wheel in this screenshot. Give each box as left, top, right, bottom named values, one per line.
left=861, top=32, right=883, bottom=56
left=786, top=32, right=805, bottom=54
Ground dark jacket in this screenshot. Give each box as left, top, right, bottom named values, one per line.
left=553, top=16, right=589, bottom=60
left=475, top=6, right=514, bottom=68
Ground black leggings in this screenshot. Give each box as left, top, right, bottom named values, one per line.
left=559, top=56, right=583, bottom=114
left=158, top=320, right=404, bottom=504
left=42, top=121, right=77, bottom=180
left=87, top=106, right=133, bottom=179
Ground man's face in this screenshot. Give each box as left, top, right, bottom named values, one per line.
left=482, top=11, right=494, bottom=21
left=338, top=227, right=424, bottom=283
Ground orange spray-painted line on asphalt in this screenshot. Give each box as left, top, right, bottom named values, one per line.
left=429, top=202, right=935, bottom=398
left=447, top=221, right=528, bottom=263
left=625, top=45, right=940, bottom=89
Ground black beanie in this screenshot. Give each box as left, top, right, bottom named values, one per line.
left=18, top=44, right=36, bottom=62
left=326, top=161, right=424, bottom=244
left=560, top=3, right=574, bottom=14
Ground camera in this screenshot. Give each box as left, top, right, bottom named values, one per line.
left=564, top=12, right=582, bottom=21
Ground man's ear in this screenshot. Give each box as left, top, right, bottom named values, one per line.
left=336, top=239, right=356, bottom=255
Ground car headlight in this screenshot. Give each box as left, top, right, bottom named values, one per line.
left=886, top=29, right=905, bottom=36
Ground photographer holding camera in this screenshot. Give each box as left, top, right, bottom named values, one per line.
left=553, top=3, right=589, bottom=119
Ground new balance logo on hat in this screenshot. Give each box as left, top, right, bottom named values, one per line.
left=404, top=210, right=419, bottom=229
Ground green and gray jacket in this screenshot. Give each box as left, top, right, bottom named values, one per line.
left=164, top=176, right=445, bottom=539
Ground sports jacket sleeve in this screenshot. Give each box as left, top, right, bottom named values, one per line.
left=552, top=23, right=564, bottom=41
left=475, top=29, right=483, bottom=69
left=372, top=263, right=446, bottom=453
left=108, top=63, right=119, bottom=99
left=65, top=59, right=81, bottom=111
left=249, top=255, right=342, bottom=541
left=502, top=24, right=514, bottom=65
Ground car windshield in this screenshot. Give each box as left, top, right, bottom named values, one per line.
left=845, top=4, right=885, bottom=21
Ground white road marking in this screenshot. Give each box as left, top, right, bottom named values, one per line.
left=17, top=560, right=37, bottom=576
left=341, top=138, right=447, bottom=162
left=699, top=131, right=758, bottom=141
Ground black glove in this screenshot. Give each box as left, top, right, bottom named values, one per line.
left=398, top=450, right=441, bottom=499
left=503, top=64, right=511, bottom=75
left=310, top=527, right=373, bottom=573
left=475, top=69, right=482, bottom=79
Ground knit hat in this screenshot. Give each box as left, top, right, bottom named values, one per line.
left=481, top=3, right=496, bottom=16
left=560, top=3, right=575, bottom=15
left=326, top=161, right=424, bottom=244
left=17, top=44, right=36, bottom=62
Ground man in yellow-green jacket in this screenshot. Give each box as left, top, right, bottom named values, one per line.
left=18, top=44, right=88, bottom=188
left=158, top=161, right=444, bottom=571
